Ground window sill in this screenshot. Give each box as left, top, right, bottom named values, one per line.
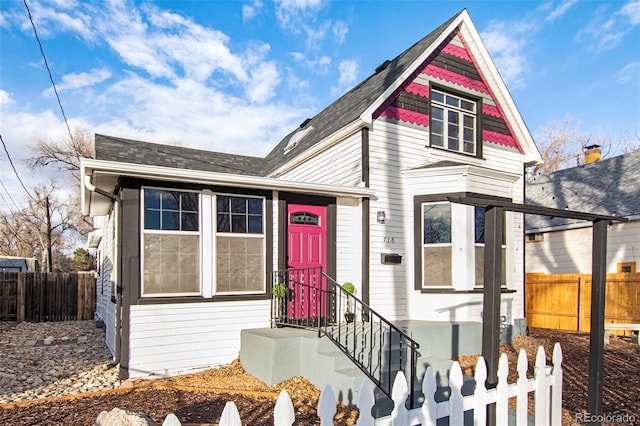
left=420, top=287, right=516, bottom=294
left=136, top=293, right=269, bottom=304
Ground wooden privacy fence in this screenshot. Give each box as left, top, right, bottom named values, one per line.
left=0, top=272, right=95, bottom=322
left=161, top=344, right=563, bottom=426
left=525, top=272, right=640, bottom=333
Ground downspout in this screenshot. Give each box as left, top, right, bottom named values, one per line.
left=84, top=175, right=123, bottom=368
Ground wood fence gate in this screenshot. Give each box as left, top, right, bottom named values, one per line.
left=525, top=272, right=640, bottom=334
left=0, top=272, right=96, bottom=322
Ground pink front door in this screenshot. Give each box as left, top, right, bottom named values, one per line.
left=287, top=204, right=327, bottom=319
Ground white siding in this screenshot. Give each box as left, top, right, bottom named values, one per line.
left=128, top=300, right=270, bottom=378
left=278, top=132, right=362, bottom=186
left=335, top=198, right=362, bottom=293
left=369, top=120, right=527, bottom=324
left=525, top=220, right=640, bottom=274
left=95, top=210, right=117, bottom=358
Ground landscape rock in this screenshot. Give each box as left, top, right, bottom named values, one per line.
left=94, top=407, right=155, bottom=426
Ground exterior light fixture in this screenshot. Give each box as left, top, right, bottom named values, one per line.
left=377, top=211, right=386, bottom=224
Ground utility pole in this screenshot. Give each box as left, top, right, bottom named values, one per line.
left=45, top=196, right=53, bottom=272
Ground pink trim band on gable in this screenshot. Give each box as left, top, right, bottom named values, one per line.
left=423, top=64, right=489, bottom=94
left=442, top=43, right=472, bottom=62
left=405, top=82, right=430, bottom=97
left=380, top=106, right=429, bottom=127
left=483, top=129, right=518, bottom=149
left=482, top=104, right=502, bottom=118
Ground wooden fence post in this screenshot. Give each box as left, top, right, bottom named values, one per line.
left=17, top=273, right=25, bottom=322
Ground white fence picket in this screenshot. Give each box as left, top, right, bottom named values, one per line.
left=390, top=371, right=409, bottom=423
left=473, top=357, right=487, bottom=426
left=355, top=380, right=375, bottom=426
left=421, top=366, right=437, bottom=426
left=516, top=349, right=529, bottom=426
left=317, top=384, right=337, bottom=426
left=449, top=362, right=464, bottom=426
left=495, top=353, right=509, bottom=425
left=219, top=401, right=241, bottom=426
left=274, top=390, right=295, bottom=426
left=534, top=346, right=549, bottom=426
left=551, top=343, right=563, bottom=425
left=159, top=344, right=562, bottom=426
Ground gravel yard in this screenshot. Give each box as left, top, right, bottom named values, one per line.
left=1, top=322, right=639, bottom=425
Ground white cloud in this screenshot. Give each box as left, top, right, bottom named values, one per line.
left=578, top=1, right=640, bottom=51
left=614, top=61, right=640, bottom=86
left=20, top=0, right=95, bottom=41
left=332, top=59, right=358, bottom=96
left=0, top=90, right=13, bottom=105
left=621, top=0, right=640, bottom=25
left=546, top=0, right=578, bottom=21
left=42, top=68, right=111, bottom=95
left=290, top=52, right=332, bottom=72
left=480, top=21, right=532, bottom=88
left=274, top=0, right=324, bottom=29
left=246, top=62, right=281, bottom=103
left=243, top=0, right=264, bottom=22
left=332, top=20, right=348, bottom=44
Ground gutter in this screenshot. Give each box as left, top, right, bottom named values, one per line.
left=84, top=174, right=123, bottom=371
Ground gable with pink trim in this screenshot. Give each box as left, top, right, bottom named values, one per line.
left=374, top=30, right=523, bottom=154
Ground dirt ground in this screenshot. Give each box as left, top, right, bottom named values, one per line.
left=0, top=327, right=638, bottom=425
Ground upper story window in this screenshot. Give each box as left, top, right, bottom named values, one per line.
left=430, top=89, right=478, bottom=156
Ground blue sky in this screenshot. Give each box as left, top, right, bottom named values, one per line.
left=1, top=0, right=639, bottom=211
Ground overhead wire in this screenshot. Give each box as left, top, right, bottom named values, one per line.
left=0, top=134, right=38, bottom=203
left=23, top=0, right=74, bottom=145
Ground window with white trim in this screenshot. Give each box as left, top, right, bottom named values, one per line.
left=215, top=195, right=265, bottom=294
left=473, top=206, right=507, bottom=287
left=418, top=200, right=508, bottom=290
left=142, top=189, right=200, bottom=296
left=430, top=89, right=478, bottom=155
left=422, top=203, right=452, bottom=287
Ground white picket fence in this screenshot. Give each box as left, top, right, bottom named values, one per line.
left=161, top=343, right=562, bottom=426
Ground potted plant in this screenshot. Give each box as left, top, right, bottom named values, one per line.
left=342, top=282, right=356, bottom=323
left=272, top=282, right=287, bottom=324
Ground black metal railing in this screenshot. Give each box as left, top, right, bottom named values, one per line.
left=271, top=267, right=420, bottom=407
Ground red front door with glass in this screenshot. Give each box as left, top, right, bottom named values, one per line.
left=287, top=204, right=327, bottom=319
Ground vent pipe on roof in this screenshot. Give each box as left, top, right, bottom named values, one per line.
left=584, top=144, right=602, bottom=165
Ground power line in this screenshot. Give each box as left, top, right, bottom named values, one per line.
left=0, top=133, right=37, bottom=203
left=23, top=0, right=74, bottom=145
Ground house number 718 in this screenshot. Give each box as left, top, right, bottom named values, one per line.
left=383, top=237, right=395, bottom=243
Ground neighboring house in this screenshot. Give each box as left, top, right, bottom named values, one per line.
left=525, top=148, right=640, bottom=274
left=81, top=9, right=541, bottom=379
left=0, top=256, right=38, bottom=272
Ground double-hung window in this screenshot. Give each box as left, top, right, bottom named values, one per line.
left=142, top=189, right=200, bottom=296
left=430, top=89, right=478, bottom=155
left=473, top=207, right=507, bottom=286
left=422, top=203, right=452, bottom=287
left=216, top=195, right=265, bottom=294
left=417, top=199, right=509, bottom=290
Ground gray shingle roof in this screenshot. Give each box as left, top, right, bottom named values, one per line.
left=94, top=134, right=265, bottom=176
left=261, top=11, right=463, bottom=176
left=525, top=150, right=640, bottom=231
left=93, top=11, right=464, bottom=178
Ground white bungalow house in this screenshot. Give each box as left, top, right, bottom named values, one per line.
left=81, top=9, right=541, bottom=381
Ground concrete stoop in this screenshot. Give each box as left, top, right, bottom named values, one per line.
left=239, top=321, right=483, bottom=416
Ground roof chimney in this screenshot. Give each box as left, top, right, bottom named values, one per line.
left=584, top=144, right=601, bottom=165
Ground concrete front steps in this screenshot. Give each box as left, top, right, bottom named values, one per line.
left=239, top=321, right=483, bottom=415
left=240, top=327, right=367, bottom=406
